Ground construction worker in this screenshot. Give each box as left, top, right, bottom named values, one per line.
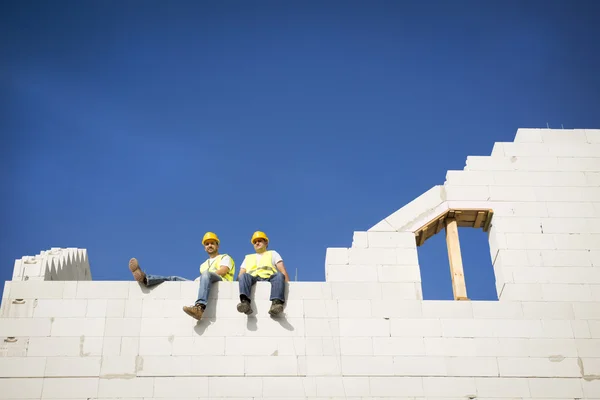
left=237, top=231, right=290, bottom=316
left=128, top=232, right=235, bottom=320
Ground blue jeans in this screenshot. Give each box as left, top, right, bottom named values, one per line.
left=145, top=271, right=222, bottom=305
left=239, top=272, right=285, bottom=302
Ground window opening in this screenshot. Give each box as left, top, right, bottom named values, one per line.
left=415, top=209, right=494, bottom=300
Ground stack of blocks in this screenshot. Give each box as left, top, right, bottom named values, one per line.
left=1, top=128, right=599, bottom=399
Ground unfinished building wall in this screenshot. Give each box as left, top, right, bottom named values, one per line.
left=1, top=128, right=599, bottom=399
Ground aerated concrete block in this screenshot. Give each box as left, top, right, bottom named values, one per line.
left=559, top=156, right=600, bottom=171
left=547, top=143, right=600, bottom=157
left=0, top=378, right=43, bottom=399
left=444, top=185, right=491, bottom=201
left=139, top=355, right=194, bottom=376
left=45, top=357, right=101, bottom=377
left=392, top=355, right=446, bottom=376
left=390, top=318, right=441, bottom=337
left=326, top=265, right=379, bottom=282
left=471, top=301, right=524, bottom=319
left=576, top=339, right=600, bottom=357
left=338, top=318, right=389, bottom=337
left=351, top=231, right=368, bottom=248
left=494, top=171, right=587, bottom=186
left=369, top=376, right=424, bottom=397
left=302, top=299, right=338, bottom=318
left=8, top=281, right=66, bottom=299
left=369, top=185, right=445, bottom=231
left=153, top=376, right=209, bottom=398
left=474, top=377, right=531, bottom=397
left=541, top=284, right=593, bottom=302
left=515, top=128, right=544, bottom=143
left=300, top=355, right=341, bottom=376
left=50, top=317, right=105, bottom=337
left=41, top=377, right=99, bottom=399
left=445, top=356, right=499, bottom=377
left=499, top=284, right=544, bottom=301
left=0, top=357, right=46, bottom=378
left=100, top=355, right=137, bottom=377
left=446, top=170, right=496, bottom=186
left=521, top=302, right=574, bottom=319
left=261, top=377, right=314, bottom=398
left=341, top=355, right=393, bottom=376
left=97, top=377, right=155, bottom=398
left=422, top=300, right=473, bottom=319
left=208, top=377, right=263, bottom=397
left=0, top=318, right=51, bottom=337
left=422, top=376, right=477, bottom=397
left=325, top=248, right=348, bottom=265
left=304, top=318, right=339, bottom=337
left=498, top=357, right=581, bottom=378
left=489, top=186, right=537, bottom=201
left=339, top=337, right=373, bottom=356
left=377, top=265, right=421, bottom=282
left=573, top=302, right=600, bottom=319
left=172, top=336, right=225, bottom=356
left=366, top=231, right=416, bottom=248
left=527, top=377, right=583, bottom=398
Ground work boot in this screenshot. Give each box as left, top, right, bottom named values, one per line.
left=128, top=258, right=146, bottom=285
left=237, top=299, right=252, bottom=315
left=268, top=299, right=284, bottom=316
left=183, top=303, right=205, bottom=320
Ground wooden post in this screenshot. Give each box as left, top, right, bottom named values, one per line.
left=445, top=218, right=469, bottom=300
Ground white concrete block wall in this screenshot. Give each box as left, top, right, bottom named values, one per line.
left=12, top=248, right=91, bottom=282
left=2, top=128, right=600, bottom=399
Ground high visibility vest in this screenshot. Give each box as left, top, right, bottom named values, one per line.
left=244, top=251, right=277, bottom=278
left=199, top=254, right=235, bottom=282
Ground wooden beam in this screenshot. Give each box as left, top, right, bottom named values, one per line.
left=445, top=218, right=468, bottom=300
left=418, top=226, right=428, bottom=246
left=473, top=211, right=485, bottom=228
left=483, top=210, right=494, bottom=232
left=435, top=216, right=445, bottom=234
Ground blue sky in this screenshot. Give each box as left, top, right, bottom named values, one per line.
left=1, top=0, right=599, bottom=301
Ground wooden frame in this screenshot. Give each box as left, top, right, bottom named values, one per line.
left=414, top=208, right=493, bottom=301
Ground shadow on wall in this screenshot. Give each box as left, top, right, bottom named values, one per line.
left=417, top=228, right=497, bottom=301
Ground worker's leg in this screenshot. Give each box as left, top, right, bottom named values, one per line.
left=145, top=274, right=189, bottom=287
left=267, top=272, right=285, bottom=315
left=238, top=273, right=257, bottom=302
left=267, top=272, right=286, bottom=302
left=237, top=273, right=257, bottom=315
left=195, top=271, right=222, bottom=306
left=129, top=257, right=190, bottom=286
left=183, top=271, right=220, bottom=320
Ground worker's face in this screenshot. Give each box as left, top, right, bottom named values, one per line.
left=253, top=238, right=267, bottom=252
left=204, top=240, right=218, bottom=255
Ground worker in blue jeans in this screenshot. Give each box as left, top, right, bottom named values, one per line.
left=237, top=231, right=290, bottom=316
left=128, top=232, right=235, bottom=320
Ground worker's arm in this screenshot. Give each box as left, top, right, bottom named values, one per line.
left=276, top=261, right=290, bottom=282
left=237, top=258, right=247, bottom=280
left=215, top=255, right=233, bottom=277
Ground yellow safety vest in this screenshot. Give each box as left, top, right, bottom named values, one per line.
left=244, top=251, right=277, bottom=278
left=199, top=254, right=235, bottom=282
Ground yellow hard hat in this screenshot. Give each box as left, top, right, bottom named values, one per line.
left=202, top=232, right=220, bottom=245
left=251, top=231, right=269, bottom=244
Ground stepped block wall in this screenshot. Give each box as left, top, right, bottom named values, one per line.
left=1, top=128, right=599, bottom=399
left=11, top=248, right=91, bottom=282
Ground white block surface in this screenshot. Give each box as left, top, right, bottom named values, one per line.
left=41, top=377, right=99, bottom=398
left=0, top=378, right=43, bottom=399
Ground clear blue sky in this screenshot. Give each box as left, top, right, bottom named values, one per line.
left=2, top=1, right=599, bottom=301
